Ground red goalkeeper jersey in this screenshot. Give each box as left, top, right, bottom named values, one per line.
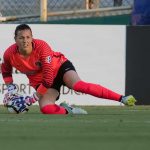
left=1, top=39, right=67, bottom=93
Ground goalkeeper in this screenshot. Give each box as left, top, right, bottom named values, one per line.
left=1, top=24, right=136, bottom=114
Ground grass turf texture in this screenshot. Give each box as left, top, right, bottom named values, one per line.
left=0, top=105, right=150, bottom=150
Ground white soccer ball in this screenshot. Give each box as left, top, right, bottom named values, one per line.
left=7, top=106, right=17, bottom=114
left=7, top=100, right=18, bottom=114
left=6, top=97, right=28, bottom=114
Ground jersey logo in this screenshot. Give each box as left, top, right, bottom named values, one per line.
left=45, top=56, right=51, bottom=63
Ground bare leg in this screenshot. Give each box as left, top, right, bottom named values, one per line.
left=38, top=88, right=59, bottom=108
left=38, top=88, right=67, bottom=114
left=63, top=70, right=81, bottom=88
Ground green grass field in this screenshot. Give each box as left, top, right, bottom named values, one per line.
left=0, top=105, right=150, bottom=150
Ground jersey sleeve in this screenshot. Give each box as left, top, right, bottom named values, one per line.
left=36, top=41, right=55, bottom=95
left=1, top=51, right=13, bottom=84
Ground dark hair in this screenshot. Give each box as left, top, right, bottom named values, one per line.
left=15, top=24, right=32, bottom=37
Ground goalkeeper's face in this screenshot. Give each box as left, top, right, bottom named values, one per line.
left=15, top=29, right=33, bottom=56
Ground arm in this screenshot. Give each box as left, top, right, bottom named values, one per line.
left=36, top=41, right=55, bottom=95
left=1, top=51, right=13, bottom=84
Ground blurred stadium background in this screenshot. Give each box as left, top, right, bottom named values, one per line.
left=0, top=0, right=133, bottom=23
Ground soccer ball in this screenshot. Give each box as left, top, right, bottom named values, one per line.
left=6, top=96, right=29, bottom=114
left=7, top=106, right=17, bottom=114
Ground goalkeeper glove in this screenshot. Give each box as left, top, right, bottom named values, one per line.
left=24, top=93, right=39, bottom=106
left=7, top=84, right=18, bottom=94
left=3, top=84, right=20, bottom=106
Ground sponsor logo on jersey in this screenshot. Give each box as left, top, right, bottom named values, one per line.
left=45, top=56, right=51, bottom=63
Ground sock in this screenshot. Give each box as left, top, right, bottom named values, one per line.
left=73, top=80, right=122, bottom=101
left=41, top=104, right=67, bottom=114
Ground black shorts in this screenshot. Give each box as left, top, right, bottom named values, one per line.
left=51, top=60, right=76, bottom=93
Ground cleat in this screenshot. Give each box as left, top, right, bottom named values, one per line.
left=60, top=102, right=88, bottom=114
left=121, top=95, right=136, bottom=106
